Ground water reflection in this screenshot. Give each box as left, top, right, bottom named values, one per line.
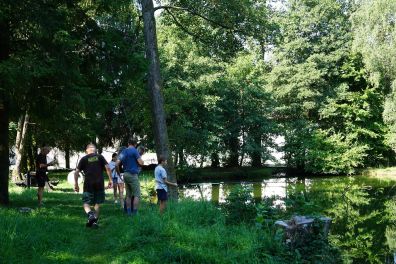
left=178, top=176, right=396, bottom=264
left=179, top=178, right=294, bottom=203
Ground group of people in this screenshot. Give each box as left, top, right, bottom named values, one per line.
left=35, top=138, right=177, bottom=229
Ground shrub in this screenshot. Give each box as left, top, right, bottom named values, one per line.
left=222, top=185, right=256, bottom=224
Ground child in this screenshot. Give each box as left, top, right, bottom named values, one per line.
left=154, top=155, right=177, bottom=214
left=109, top=153, right=124, bottom=208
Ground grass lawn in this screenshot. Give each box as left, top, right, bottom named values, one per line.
left=0, top=172, right=276, bottom=264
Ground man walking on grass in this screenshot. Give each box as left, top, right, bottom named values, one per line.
left=36, top=146, right=55, bottom=207
left=116, top=138, right=144, bottom=216
left=74, top=143, right=112, bottom=228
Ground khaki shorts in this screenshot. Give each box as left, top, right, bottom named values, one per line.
left=123, top=172, right=140, bottom=198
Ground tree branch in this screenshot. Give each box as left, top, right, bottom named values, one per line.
left=154, top=5, right=236, bottom=32
left=164, top=9, right=211, bottom=45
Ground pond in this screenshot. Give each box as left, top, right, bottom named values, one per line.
left=178, top=176, right=396, bottom=264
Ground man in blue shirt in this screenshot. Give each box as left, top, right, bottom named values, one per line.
left=116, top=138, right=144, bottom=215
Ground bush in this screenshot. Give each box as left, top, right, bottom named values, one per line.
left=222, top=185, right=256, bottom=224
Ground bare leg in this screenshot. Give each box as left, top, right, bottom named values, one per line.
left=118, top=183, right=124, bottom=208
left=113, top=184, right=118, bottom=202
left=94, top=204, right=100, bottom=219
left=83, top=203, right=91, bottom=214
left=159, top=200, right=167, bottom=214
left=37, top=187, right=44, bottom=205
left=133, top=196, right=140, bottom=210
left=126, top=196, right=132, bottom=210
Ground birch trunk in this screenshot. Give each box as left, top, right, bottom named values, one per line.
left=13, top=112, right=29, bottom=182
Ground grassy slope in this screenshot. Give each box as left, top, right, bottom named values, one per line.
left=0, top=173, right=274, bottom=264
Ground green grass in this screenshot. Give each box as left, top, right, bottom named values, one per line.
left=0, top=173, right=279, bottom=264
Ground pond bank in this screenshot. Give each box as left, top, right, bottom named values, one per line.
left=360, top=167, right=396, bottom=180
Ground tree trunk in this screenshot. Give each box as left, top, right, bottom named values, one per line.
left=0, top=100, right=9, bottom=205
left=13, top=111, right=29, bottom=182
left=26, top=133, right=35, bottom=171
left=226, top=136, right=239, bottom=167
left=178, top=149, right=184, bottom=166
left=173, top=151, right=178, bottom=167
left=0, top=17, right=10, bottom=205
left=141, top=0, right=177, bottom=200
left=251, top=134, right=262, bottom=167
left=65, top=144, right=70, bottom=169
left=211, top=152, right=220, bottom=168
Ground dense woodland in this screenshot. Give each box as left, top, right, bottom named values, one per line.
left=1, top=0, right=396, bottom=204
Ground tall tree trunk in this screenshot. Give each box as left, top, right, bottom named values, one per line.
left=13, top=111, right=29, bottom=182
left=141, top=0, right=177, bottom=200
left=211, top=152, right=220, bottom=168
left=226, top=136, right=239, bottom=167
left=65, top=144, right=70, bottom=169
left=0, top=17, right=10, bottom=205
left=26, top=132, right=35, bottom=171
left=173, top=151, right=178, bottom=167
left=0, top=100, right=9, bottom=205
left=251, top=134, right=262, bottom=167
left=178, top=149, right=184, bottom=166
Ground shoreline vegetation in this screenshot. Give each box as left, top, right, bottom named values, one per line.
left=41, top=166, right=396, bottom=184
left=360, top=167, right=396, bottom=180
left=1, top=172, right=344, bottom=264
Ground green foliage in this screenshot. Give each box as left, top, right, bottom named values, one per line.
left=222, top=185, right=257, bottom=224
left=352, top=0, right=396, bottom=154
left=304, top=129, right=368, bottom=174
left=1, top=181, right=280, bottom=264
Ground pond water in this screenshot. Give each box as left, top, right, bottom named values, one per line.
left=178, top=176, right=396, bottom=264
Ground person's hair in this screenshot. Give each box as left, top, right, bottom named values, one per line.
left=128, top=138, right=137, bottom=146
left=137, top=146, right=145, bottom=155
left=86, top=143, right=96, bottom=150
left=112, top=153, right=118, bottom=158
left=158, top=155, right=166, bottom=164
left=41, top=146, right=50, bottom=153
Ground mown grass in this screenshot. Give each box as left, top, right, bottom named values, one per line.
left=0, top=173, right=280, bottom=264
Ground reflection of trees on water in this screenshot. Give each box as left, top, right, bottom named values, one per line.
left=211, top=184, right=220, bottom=204
left=178, top=177, right=396, bottom=263
left=253, top=183, right=262, bottom=202
left=303, top=177, right=396, bottom=264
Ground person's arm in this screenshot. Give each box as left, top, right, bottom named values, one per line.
left=162, top=168, right=177, bottom=187
left=137, top=158, right=144, bottom=166
left=115, top=159, right=122, bottom=175
left=105, top=164, right=113, bottom=189
left=74, top=169, right=80, bottom=192
left=164, top=178, right=178, bottom=187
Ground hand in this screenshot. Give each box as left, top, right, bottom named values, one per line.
left=74, top=183, right=79, bottom=193
left=172, top=182, right=178, bottom=187
left=107, top=181, right=113, bottom=189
